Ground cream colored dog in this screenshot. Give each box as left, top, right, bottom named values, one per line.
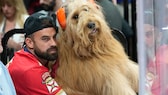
left=55, top=0, right=139, bottom=95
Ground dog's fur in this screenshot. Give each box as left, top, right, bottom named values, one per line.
left=55, top=0, right=139, bottom=95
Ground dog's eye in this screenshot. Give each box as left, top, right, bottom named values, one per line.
left=72, top=14, right=78, bottom=19
left=83, top=8, right=88, bottom=11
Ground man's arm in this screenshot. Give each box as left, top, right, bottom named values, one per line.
left=21, top=68, right=66, bottom=95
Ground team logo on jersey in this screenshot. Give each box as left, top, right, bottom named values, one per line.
left=42, top=72, right=60, bottom=93
left=42, top=72, right=67, bottom=95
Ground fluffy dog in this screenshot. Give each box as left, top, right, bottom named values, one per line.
left=55, top=0, right=139, bottom=95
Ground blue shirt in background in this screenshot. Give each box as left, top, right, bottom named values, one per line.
left=0, top=61, right=16, bottom=95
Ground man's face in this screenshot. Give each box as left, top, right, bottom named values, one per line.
left=144, top=24, right=155, bottom=48
left=32, top=27, right=58, bottom=61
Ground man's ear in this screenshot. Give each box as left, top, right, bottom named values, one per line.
left=25, top=38, right=34, bottom=49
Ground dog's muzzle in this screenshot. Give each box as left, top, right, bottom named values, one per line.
left=87, top=22, right=95, bottom=29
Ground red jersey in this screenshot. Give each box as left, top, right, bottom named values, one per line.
left=7, top=49, right=66, bottom=95
left=147, top=45, right=168, bottom=95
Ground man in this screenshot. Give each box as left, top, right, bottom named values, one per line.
left=7, top=10, right=66, bottom=95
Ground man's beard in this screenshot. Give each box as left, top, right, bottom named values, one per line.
left=34, top=46, right=58, bottom=61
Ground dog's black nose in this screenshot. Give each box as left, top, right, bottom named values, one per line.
left=87, top=22, right=95, bottom=29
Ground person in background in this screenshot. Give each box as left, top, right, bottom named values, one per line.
left=7, top=10, right=66, bottom=95
left=0, top=33, right=16, bottom=95
left=149, top=44, right=168, bottom=95
left=0, top=0, right=29, bottom=59
left=144, top=24, right=156, bottom=63
left=23, top=0, right=55, bottom=15
left=147, top=30, right=168, bottom=95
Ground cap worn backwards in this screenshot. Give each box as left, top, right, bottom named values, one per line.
left=24, top=10, right=57, bottom=37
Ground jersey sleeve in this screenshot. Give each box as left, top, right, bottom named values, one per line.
left=21, top=67, right=66, bottom=95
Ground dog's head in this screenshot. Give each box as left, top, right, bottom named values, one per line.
left=56, top=0, right=121, bottom=58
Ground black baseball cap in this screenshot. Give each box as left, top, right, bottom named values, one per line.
left=24, top=10, right=58, bottom=37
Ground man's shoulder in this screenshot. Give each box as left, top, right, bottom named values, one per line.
left=7, top=50, right=40, bottom=73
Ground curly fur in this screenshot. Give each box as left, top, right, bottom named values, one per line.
left=55, top=0, right=139, bottom=95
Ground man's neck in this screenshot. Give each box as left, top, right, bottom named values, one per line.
left=37, top=58, right=48, bottom=67
left=24, top=46, right=49, bottom=67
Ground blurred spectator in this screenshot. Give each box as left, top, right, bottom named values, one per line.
left=144, top=24, right=156, bottom=63
left=150, top=27, right=168, bottom=95
left=146, top=28, right=168, bottom=95
left=0, top=33, right=16, bottom=95
left=144, top=24, right=158, bottom=94
left=0, top=0, right=29, bottom=59
left=23, top=0, right=55, bottom=14
left=144, top=7, right=163, bottom=62
left=148, top=45, right=168, bottom=95
left=144, top=8, right=162, bottom=94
